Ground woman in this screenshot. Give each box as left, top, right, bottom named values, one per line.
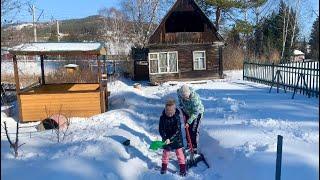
left=177, top=85, right=204, bottom=153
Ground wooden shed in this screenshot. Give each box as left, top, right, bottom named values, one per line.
left=147, top=0, right=224, bottom=83
left=131, top=48, right=149, bottom=81
left=9, top=42, right=109, bottom=122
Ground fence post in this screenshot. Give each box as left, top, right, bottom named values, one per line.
left=272, top=63, right=275, bottom=83
left=277, top=70, right=280, bottom=93
left=219, top=46, right=223, bottom=78
left=275, top=135, right=283, bottom=180
left=243, top=61, right=245, bottom=80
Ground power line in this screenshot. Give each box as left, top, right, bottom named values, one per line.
left=312, top=10, right=319, bottom=17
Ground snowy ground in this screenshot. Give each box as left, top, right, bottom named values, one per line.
left=1, top=70, right=319, bottom=180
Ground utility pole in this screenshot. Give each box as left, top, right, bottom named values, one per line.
left=56, top=20, right=61, bottom=60
left=32, top=5, right=37, bottom=42
left=28, top=4, right=43, bottom=42
left=56, top=20, right=60, bottom=42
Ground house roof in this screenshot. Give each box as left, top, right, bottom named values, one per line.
left=9, top=42, right=107, bottom=56
left=293, top=50, right=304, bottom=55
left=149, top=0, right=224, bottom=42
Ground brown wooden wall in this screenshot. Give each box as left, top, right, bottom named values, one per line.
left=19, top=91, right=103, bottom=122
left=149, top=44, right=220, bottom=83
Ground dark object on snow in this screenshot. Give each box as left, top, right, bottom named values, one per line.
left=42, top=118, right=59, bottom=129
left=183, top=115, right=210, bottom=170
left=122, top=139, right=130, bottom=146
left=38, top=114, right=69, bottom=130
left=159, top=109, right=184, bottom=150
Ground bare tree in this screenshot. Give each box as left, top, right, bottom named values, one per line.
left=1, top=0, right=21, bottom=25
left=120, top=0, right=173, bottom=48
left=1, top=0, right=32, bottom=26
left=289, top=0, right=300, bottom=50
left=98, top=7, right=128, bottom=55
left=281, top=6, right=290, bottom=60
left=2, top=121, right=25, bottom=158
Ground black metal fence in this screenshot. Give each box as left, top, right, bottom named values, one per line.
left=243, top=61, right=319, bottom=98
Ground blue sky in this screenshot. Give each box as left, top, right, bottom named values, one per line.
left=17, top=0, right=120, bottom=22
left=15, top=0, right=319, bottom=39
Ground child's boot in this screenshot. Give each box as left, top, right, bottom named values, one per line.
left=179, top=164, right=186, bottom=176
left=160, top=163, right=167, bottom=174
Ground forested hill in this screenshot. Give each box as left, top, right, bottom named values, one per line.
left=1, top=15, right=111, bottom=47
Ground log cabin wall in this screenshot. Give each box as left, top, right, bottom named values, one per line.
left=149, top=43, right=220, bottom=83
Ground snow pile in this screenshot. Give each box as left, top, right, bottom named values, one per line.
left=1, top=70, right=319, bottom=180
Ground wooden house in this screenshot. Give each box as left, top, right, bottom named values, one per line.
left=147, top=0, right=224, bottom=83
left=9, top=42, right=109, bottom=122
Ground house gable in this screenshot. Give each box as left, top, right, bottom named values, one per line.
left=148, top=0, right=223, bottom=45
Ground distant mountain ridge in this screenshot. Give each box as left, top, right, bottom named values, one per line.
left=1, top=15, right=107, bottom=47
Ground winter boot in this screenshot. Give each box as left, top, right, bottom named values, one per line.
left=193, top=148, right=198, bottom=154
left=160, top=163, right=167, bottom=174
left=179, top=164, right=186, bottom=176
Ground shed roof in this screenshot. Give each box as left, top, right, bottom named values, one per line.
left=293, top=50, right=304, bottom=55
left=9, top=42, right=107, bottom=56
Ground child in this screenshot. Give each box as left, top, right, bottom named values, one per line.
left=158, top=99, right=186, bottom=176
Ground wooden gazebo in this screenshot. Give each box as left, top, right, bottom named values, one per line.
left=9, top=42, right=109, bottom=122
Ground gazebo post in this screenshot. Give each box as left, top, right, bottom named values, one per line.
left=12, top=55, right=22, bottom=121
left=97, top=55, right=105, bottom=113
left=40, top=55, right=45, bottom=84
left=103, top=55, right=106, bottom=74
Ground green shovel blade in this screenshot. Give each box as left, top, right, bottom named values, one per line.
left=149, top=140, right=165, bottom=150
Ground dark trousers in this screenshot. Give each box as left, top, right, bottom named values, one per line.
left=183, top=112, right=202, bottom=149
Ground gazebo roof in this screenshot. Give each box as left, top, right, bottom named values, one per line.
left=9, top=42, right=107, bottom=56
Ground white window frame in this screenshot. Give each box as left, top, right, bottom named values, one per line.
left=193, top=50, right=206, bottom=70
left=148, top=51, right=179, bottom=74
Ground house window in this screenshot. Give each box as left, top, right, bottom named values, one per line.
left=193, top=51, right=206, bottom=70
left=148, top=52, right=178, bottom=74
left=149, top=53, right=158, bottom=74
left=159, top=53, right=168, bottom=72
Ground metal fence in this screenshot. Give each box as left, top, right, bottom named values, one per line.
left=243, top=61, right=319, bottom=98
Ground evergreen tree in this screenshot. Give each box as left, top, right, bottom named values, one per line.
left=309, top=16, right=319, bottom=61
left=301, top=37, right=308, bottom=57
left=253, top=0, right=299, bottom=62
left=205, top=0, right=243, bottom=31
left=195, top=0, right=214, bottom=18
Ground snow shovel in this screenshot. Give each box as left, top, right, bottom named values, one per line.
left=184, top=116, right=210, bottom=169
left=149, top=140, right=174, bottom=151
left=149, top=140, right=166, bottom=151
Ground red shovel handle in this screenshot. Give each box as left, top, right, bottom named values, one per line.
left=184, top=115, right=194, bottom=153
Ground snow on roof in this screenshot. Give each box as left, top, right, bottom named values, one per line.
left=293, top=50, right=304, bottom=55
left=10, top=42, right=103, bottom=52
left=8, top=42, right=107, bottom=56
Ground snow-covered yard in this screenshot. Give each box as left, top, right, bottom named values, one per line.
left=1, top=71, right=319, bottom=180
